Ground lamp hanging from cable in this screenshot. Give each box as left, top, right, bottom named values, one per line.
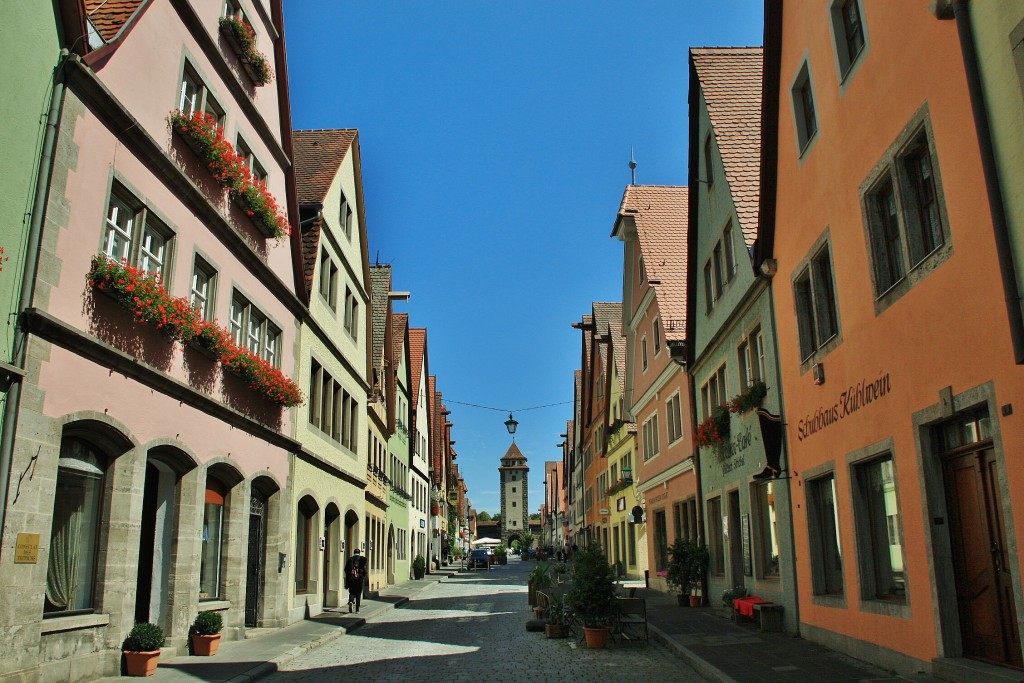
left=504, top=413, right=518, bottom=439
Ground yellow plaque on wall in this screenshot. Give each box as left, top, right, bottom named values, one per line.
left=14, top=533, right=40, bottom=564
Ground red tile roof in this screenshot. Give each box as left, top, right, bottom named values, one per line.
left=617, top=185, right=690, bottom=342
left=501, top=442, right=527, bottom=463
left=85, top=0, right=143, bottom=42
left=293, top=129, right=357, bottom=206
left=408, top=328, right=426, bottom=408
left=691, top=47, right=763, bottom=249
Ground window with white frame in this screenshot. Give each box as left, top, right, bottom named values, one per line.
left=179, top=65, right=224, bottom=127
left=791, top=60, right=818, bottom=154
left=700, top=364, right=728, bottom=419
left=653, top=316, right=661, bottom=355
left=807, top=472, right=844, bottom=596
left=340, top=192, right=353, bottom=239
left=642, top=413, right=660, bottom=461
left=737, top=325, right=765, bottom=391
left=343, top=286, right=359, bottom=340
left=103, top=185, right=174, bottom=280
left=641, top=336, right=649, bottom=371
left=318, top=249, right=338, bottom=310
left=190, top=256, right=216, bottom=320
left=861, top=115, right=950, bottom=306
left=230, top=293, right=280, bottom=364
left=223, top=0, right=245, bottom=21
left=666, top=392, right=683, bottom=443
left=793, top=237, right=839, bottom=362
left=704, top=222, right=736, bottom=314
left=235, top=137, right=268, bottom=183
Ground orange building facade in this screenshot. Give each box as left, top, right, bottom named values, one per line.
left=761, top=1, right=1024, bottom=675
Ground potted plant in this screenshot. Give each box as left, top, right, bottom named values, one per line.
left=528, top=561, right=551, bottom=607
left=123, top=622, right=164, bottom=676
left=722, top=585, right=749, bottom=609
left=567, top=544, right=619, bottom=648
left=544, top=592, right=568, bottom=639
left=191, top=610, right=223, bottom=656
left=686, top=544, right=711, bottom=607
left=493, top=544, right=508, bottom=565
left=666, top=538, right=691, bottom=606
left=412, top=554, right=426, bottom=580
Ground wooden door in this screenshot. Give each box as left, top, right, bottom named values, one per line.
left=944, top=448, right=1022, bottom=669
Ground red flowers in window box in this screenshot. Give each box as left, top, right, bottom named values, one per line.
left=218, top=17, right=274, bottom=86
left=88, top=255, right=303, bottom=407
left=695, top=404, right=731, bottom=449
left=169, top=110, right=290, bottom=239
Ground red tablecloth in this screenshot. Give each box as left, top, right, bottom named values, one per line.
left=734, top=596, right=768, bottom=617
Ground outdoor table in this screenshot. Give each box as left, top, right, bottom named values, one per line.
left=734, top=595, right=768, bottom=618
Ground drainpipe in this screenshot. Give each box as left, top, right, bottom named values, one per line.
left=0, top=49, right=69, bottom=555
left=952, top=0, right=1024, bottom=364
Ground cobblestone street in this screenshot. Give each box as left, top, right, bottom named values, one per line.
left=266, top=561, right=705, bottom=683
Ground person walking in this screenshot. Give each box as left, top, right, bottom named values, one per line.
left=344, top=548, right=367, bottom=613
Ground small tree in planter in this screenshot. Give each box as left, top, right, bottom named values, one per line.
left=544, top=592, right=568, bottom=639
left=686, top=544, right=711, bottom=607
left=666, top=538, right=691, bottom=605
left=528, top=561, right=551, bottom=607
left=191, top=610, right=223, bottom=656
left=123, top=622, right=164, bottom=676
left=567, top=544, right=619, bottom=648
left=412, top=554, right=426, bottom=580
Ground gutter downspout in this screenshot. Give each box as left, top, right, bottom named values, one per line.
left=952, top=0, right=1024, bottom=363
left=0, top=49, right=69, bottom=554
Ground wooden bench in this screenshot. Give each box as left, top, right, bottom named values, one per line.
left=754, top=603, right=784, bottom=632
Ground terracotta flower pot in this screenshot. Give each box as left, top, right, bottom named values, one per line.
left=124, top=650, right=161, bottom=677
left=689, top=594, right=702, bottom=608
left=191, top=633, right=221, bottom=656
left=583, top=626, right=610, bottom=649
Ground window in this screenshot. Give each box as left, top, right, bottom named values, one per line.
left=700, top=364, right=728, bottom=419
left=340, top=192, right=353, bottom=239
left=638, top=256, right=646, bottom=283
left=791, top=61, right=818, bottom=153
left=666, top=392, right=683, bottom=443
left=230, top=293, right=281, bottom=364
left=654, top=510, right=668, bottom=571
left=793, top=241, right=839, bottom=362
left=753, top=481, right=780, bottom=578
left=703, top=133, right=715, bottom=188
left=103, top=186, right=174, bottom=279
left=190, top=256, right=216, bottom=320
left=861, top=116, right=949, bottom=307
left=807, top=473, right=843, bottom=596
left=853, top=455, right=905, bottom=602
left=640, top=336, right=648, bottom=371
left=179, top=66, right=224, bottom=127
left=830, top=0, right=866, bottom=79
left=642, top=413, right=660, bottom=461
left=45, top=438, right=105, bottom=614
left=343, top=287, right=359, bottom=340
left=318, top=250, right=338, bottom=310
left=652, top=317, right=661, bottom=356
left=737, top=325, right=765, bottom=391
left=704, top=223, right=735, bottom=313
left=200, top=478, right=226, bottom=599
left=706, top=496, right=724, bottom=576
left=512, top=501, right=516, bottom=508
left=235, top=137, right=268, bottom=183
left=223, top=0, right=244, bottom=21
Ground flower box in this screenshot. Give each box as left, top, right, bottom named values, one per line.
left=219, top=18, right=273, bottom=86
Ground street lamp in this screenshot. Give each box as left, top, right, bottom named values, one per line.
left=504, top=413, right=518, bottom=436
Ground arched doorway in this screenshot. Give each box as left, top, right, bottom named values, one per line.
left=322, top=504, right=341, bottom=608
left=386, top=525, right=395, bottom=585
left=245, top=476, right=278, bottom=628
left=134, top=447, right=195, bottom=630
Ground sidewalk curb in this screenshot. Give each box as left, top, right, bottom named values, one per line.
left=648, top=622, right=738, bottom=683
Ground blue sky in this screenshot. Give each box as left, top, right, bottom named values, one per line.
left=284, top=1, right=764, bottom=515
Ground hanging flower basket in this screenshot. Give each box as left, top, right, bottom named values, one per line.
left=218, top=17, right=274, bottom=86
left=695, top=404, right=731, bottom=457
left=169, top=110, right=290, bottom=239
left=729, top=380, right=767, bottom=414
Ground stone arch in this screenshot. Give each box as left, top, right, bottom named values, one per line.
left=245, top=473, right=283, bottom=629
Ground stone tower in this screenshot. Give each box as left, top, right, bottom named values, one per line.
left=498, top=442, right=529, bottom=546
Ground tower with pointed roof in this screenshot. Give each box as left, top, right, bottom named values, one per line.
left=498, top=442, right=529, bottom=545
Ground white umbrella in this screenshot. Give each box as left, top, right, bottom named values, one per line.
left=471, top=537, right=501, bottom=546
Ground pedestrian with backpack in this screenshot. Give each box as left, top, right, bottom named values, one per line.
left=344, top=548, right=366, bottom=613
